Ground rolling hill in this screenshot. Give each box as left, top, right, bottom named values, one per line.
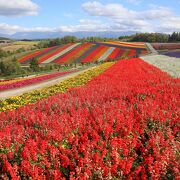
left=19, top=41, right=148, bottom=64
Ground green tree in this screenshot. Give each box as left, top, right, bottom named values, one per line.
left=0, top=59, right=22, bottom=76
left=0, top=61, right=5, bottom=74
left=0, top=48, right=8, bottom=58
left=168, top=32, right=180, bottom=42
left=30, top=58, right=39, bottom=72
left=128, top=32, right=179, bottom=43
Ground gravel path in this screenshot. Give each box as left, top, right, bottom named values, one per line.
left=141, top=54, right=180, bottom=78
left=0, top=66, right=96, bottom=99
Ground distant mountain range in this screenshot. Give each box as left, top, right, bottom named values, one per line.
left=0, top=31, right=136, bottom=40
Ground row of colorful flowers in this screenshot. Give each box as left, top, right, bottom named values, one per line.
left=0, top=70, right=77, bottom=91
left=0, top=58, right=179, bottom=179
left=0, top=62, right=114, bottom=111
left=0, top=74, right=49, bottom=85
left=161, top=51, right=180, bottom=58
left=103, top=41, right=147, bottom=49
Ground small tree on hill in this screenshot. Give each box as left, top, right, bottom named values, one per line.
left=30, top=58, right=39, bottom=72
left=0, top=61, right=5, bottom=75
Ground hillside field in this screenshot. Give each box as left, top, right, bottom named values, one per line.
left=18, top=41, right=148, bottom=64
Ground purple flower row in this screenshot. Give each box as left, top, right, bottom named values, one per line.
left=162, top=51, right=180, bottom=58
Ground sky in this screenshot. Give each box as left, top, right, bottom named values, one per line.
left=0, top=0, right=180, bottom=35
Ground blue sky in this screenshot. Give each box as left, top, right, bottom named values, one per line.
left=0, top=0, right=180, bottom=34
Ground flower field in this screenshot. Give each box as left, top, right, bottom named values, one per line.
left=18, top=42, right=148, bottom=65
left=38, top=44, right=74, bottom=64
left=19, top=46, right=60, bottom=64
left=0, top=70, right=77, bottom=91
left=0, top=58, right=179, bottom=179
left=91, top=42, right=148, bottom=59
left=52, top=43, right=92, bottom=64
left=103, top=41, right=146, bottom=49
left=0, top=62, right=113, bottom=111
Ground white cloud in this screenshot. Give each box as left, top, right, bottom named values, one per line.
left=82, top=1, right=180, bottom=33
left=0, top=1, right=179, bottom=35
left=158, top=17, right=180, bottom=33
left=54, top=19, right=110, bottom=32
left=142, top=6, right=172, bottom=20
left=82, top=1, right=136, bottom=19
left=0, top=20, right=110, bottom=35
left=0, top=0, right=38, bottom=16
left=125, top=0, right=142, bottom=5
left=63, top=13, right=73, bottom=18
left=0, top=23, right=22, bottom=34
left=0, top=23, right=56, bottom=35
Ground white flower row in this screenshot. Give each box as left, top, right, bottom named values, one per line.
left=141, top=54, right=180, bottom=78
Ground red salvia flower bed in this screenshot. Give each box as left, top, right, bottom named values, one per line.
left=107, top=48, right=121, bottom=60
left=128, top=49, right=136, bottom=57
left=0, top=58, right=179, bottom=179
left=82, top=45, right=105, bottom=63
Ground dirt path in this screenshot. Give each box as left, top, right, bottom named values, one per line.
left=0, top=66, right=96, bottom=99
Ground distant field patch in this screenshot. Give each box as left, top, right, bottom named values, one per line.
left=1, top=41, right=38, bottom=52
left=13, top=41, right=39, bottom=46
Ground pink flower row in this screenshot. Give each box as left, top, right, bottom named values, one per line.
left=0, top=70, right=77, bottom=91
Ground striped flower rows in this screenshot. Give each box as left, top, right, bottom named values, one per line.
left=19, top=46, right=60, bottom=64
left=92, top=42, right=148, bottom=57
left=18, top=42, right=148, bottom=65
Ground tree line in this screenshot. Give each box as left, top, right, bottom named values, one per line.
left=37, top=36, right=117, bottom=48
left=37, top=33, right=180, bottom=48
left=119, top=32, right=180, bottom=43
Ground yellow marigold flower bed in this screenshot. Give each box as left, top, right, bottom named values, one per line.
left=0, top=62, right=114, bottom=111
